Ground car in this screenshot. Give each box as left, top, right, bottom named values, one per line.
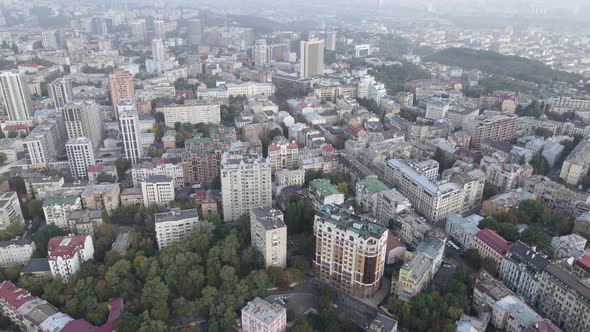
left=442, top=263, right=452, bottom=268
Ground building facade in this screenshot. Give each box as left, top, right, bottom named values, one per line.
left=108, top=69, right=135, bottom=117
left=0, top=192, right=24, bottom=230
left=159, top=99, right=221, bottom=127
left=61, top=100, right=103, bottom=149
left=155, top=208, right=200, bottom=249
left=499, top=241, right=548, bottom=305
left=118, top=100, right=143, bottom=165
left=141, top=175, right=175, bottom=207
left=250, top=207, right=287, bottom=269
left=0, top=70, right=33, bottom=121
left=241, top=297, right=287, bottom=332
left=49, top=78, right=73, bottom=110
left=66, top=137, right=96, bottom=179
left=42, top=195, right=82, bottom=230
left=47, top=235, right=94, bottom=282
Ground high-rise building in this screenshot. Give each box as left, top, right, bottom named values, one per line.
left=254, top=39, right=268, bottom=67
left=241, top=297, right=287, bottom=332
left=300, top=38, right=324, bottom=78
left=129, top=19, right=147, bottom=42
left=464, top=111, right=518, bottom=148
left=268, top=141, right=299, bottom=172
left=313, top=204, right=387, bottom=298
left=358, top=75, right=386, bottom=105
left=118, top=100, right=143, bottom=165
left=141, top=175, right=175, bottom=206
left=0, top=192, right=24, bottom=230
left=108, top=69, right=135, bottom=117
left=23, top=113, right=67, bottom=167
left=62, top=100, right=103, bottom=149
left=47, top=235, right=94, bottom=282
left=559, top=138, right=590, bottom=186
left=187, top=18, right=203, bottom=45
left=49, top=78, right=74, bottom=110
left=153, top=20, right=165, bottom=39
left=132, top=161, right=184, bottom=188
left=221, top=152, right=272, bottom=221
left=159, top=98, right=221, bottom=127
left=65, top=137, right=95, bottom=179
left=0, top=70, right=33, bottom=121
left=155, top=208, right=200, bottom=249
left=151, top=38, right=166, bottom=62
left=41, top=30, right=58, bottom=49
left=250, top=207, right=287, bottom=268
left=325, top=31, right=337, bottom=51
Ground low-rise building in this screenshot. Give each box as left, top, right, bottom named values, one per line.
left=250, top=207, right=287, bottom=269
left=241, top=297, right=286, bottom=332
left=120, top=187, right=144, bottom=206
left=0, top=239, right=35, bottom=267
left=473, top=269, right=514, bottom=314
left=81, top=183, right=120, bottom=211
left=472, top=229, right=511, bottom=268
left=373, top=189, right=411, bottom=226
left=355, top=177, right=389, bottom=213
left=47, top=235, right=94, bottom=282
left=155, top=208, right=201, bottom=249
left=274, top=169, right=305, bottom=187
left=498, top=241, right=548, bottom=305
left=397, top=237, right=445, bottom=300
left=132, top=161, right=184, bottom=188
left=550, top=234, right=587, bottom=259
left=559, top=138, right=590, bottom=186
left=67, top=209, right=103, bottom=235
left=445, top=214, right=483, bottom=249
left=309, top=178, right=345, bottom=207
left=481, top=189, right=534, bottom=217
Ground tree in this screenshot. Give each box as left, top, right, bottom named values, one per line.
left=530, top=152, right=549, bottom=175
left=115, top=158, right=131, bottom=178
left=464, top=249, right=481, bottom=269
left=433, top=148, right=457, bottom=174
left=0, top=152, right=6, bottom=164
left=284, top=198, right=315, bottom=235
left=292, top=317, right=314, bottom=332
left=336, top=182, right=348, bottom=194
left=7, top=131, right=17, bottom=138
left=33, top=225, right=65, bottom=257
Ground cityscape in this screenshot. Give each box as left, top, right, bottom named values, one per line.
left=0, top=0, right=589, bottom=331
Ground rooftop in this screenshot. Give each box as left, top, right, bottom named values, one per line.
left=475, top=229, right=511, bottom=256
left=505, top=241, right=548, bottom=275
left=357, top=177, right=389, bottom=195
left=42, top=195, right=80, bottom=207
left=317, top=204, right=386, bottom=240
left=251, top=207, right=286, bottom=230
left=143, top=175, right=173, bottom=183
left=309, top=178, right=340, bottom=198
left=155, top=208, right=199, bottom=223
left=47, top=235, right=90, bottom=260
left=21, top=258, right=50, bottom=274
left=242, top=297, right=285, bottom=324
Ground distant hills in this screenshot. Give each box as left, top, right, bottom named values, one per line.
left=425, top=47, right=582, bottom=85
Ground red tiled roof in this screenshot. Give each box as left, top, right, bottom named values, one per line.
left=268, top=144, right=280, bottom=152
left=476, top=229, right=511, bottom=256
left=3, top=124, right=28, bottom=130
left=195, top=190, right=207, bottom=200
left=522, top=320, right=562, bottom=332
left=576, top=254, right=590, bottom=273
left=87, top=165, right=103, bottom=173
left=0, top=281, right=36, bottom=310
left=322, top=144, right=335, bottom=152
left=386, top=230, right=404, bottom=251
left=47, top=235, right=89, bottom=260
left=287, top=142, right=299, bottom=149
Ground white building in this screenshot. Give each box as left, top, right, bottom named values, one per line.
left=358, top=75, right=386, bottom=105
left=354, top=44, right=371, bottom=57
left=274, top=169, right=305, bottom=187
left=23, top=113, right=66, bottom=167
left=241, top=297, right=287, bottom=332
left=132, top=162, right=184, bottom=188
left=0, top=70, right=33, bottom=121
left=425, top=97, right=450, bottom=121
left=61, top=100, right=103, bottom=149
left=0, top=239, right=35, bottom=267
left=41, top=31, right=58, bottom=49
left=498, top=241, right=548, bottom=305
left=47, top=235, right=94, bottom=283
left=151, top=38, right=166, bottom=62
left=300, top=38, right=324, bottom=78
left=42, top=195, right=82, bottom=230
left=159, top=98, right=221, bottom=127
left=254, top=39, right=268, bottom=67
left=65, top=137, right=95, bottom=179
left=155, top=208, right=200, bottom=249
left=446, top=214, right=482, bottom=249
left=118, top=99, right=143, bottom=165
left=141, top=175, right=175, bottom=207
left=221, top=152, right=272, bottom=221
left=0, top=192, right=24, bottom=231
left=226, top=82, right=274, bottom=97
left=373, top=188, right=411, bottom=225
left=250, top=207, right=287, bottom=268
left=49, top=78, right=73, bottom=110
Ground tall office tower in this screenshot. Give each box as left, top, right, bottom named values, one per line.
left=62, top=100, right=103, bottom=149
left=153, top=20, right=165, bottom=39
left=65, top=137, right=95, bottom=179
left=254, top=39, right=268, bottom=67
left=187, top=18, right=203, bottom=45
left=91, top=16, right=108, bottom=36
left=130, top=19, right=147, bottom=42
left=300, top=38, right=324, bottom=78
left=220, top=152, right=272, bottom=221
left=108, top=69, right=135, bottom=118
left=118, top=100, right=143, bottom=165
left=41, top=31, right=58, bottom=49
left=151, top=38, right=166, bottom=62
left=49, top=78, right=74, bottom=110
left=0, top=70, right=33, bottom=121
left=325, top=31, right=337, bottom=51
left=313, top=204, right=388, bottom=298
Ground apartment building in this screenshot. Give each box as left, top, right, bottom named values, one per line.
left=220, top=152, right=272, bottom=221
left=23, top=113, right=66, bottom=167
left=47, top=235, right=94, bottom=282
left=250, top=207, right=287, bottom=269
left=67, top=209, right=104, bottom=235
left=132, top=161, right=184, bottom=188
left=182, top=133, right=234, bottom=185
left=441, top=160, right=486, bottom=213
left=559, top=138, right=590, bottom=186
left=155, top=208, right=200, bottom=249
left=274, top=169, right=305, bottom=187
left=425, top=97, right=450, bottom=121
left=309, top=178, right=345, bottom=207
left=226, top=82, right=274, bottom=97
left=0, top=239, right=35, bottom=267
left=523, top=175, right=584, bottom=214
left=499, top=241, right=548, bottom=305
left=49, top=78, right=73, bottom=110
left=0, top=192, right=24, bottom=230
left=118, top=100, right=143, bottom=165
left=268, top=141, right=299, bottom=172
left=464, top=111, right=518, bottom=148
left=445, top=214, right=483, bottom=249
left=397, top=237, right=445, bottom=300
left=472, top=229, right=511, bottom=268
left=159, top=98, right=221, bottom=127
left=384, top=159, right=463, bottom=223
left=42, top=195, right=82, bottom=230
left=241, top=297, right=287, bottom=332
left=355, top=177, right=389, bottom=213
left=65, top=137, right=96, bottom=179
left=61, top=100, right=103, bottom=149
left=81, top=183, right=121, bottom=211
left=141, top=175, right=175, bottom=207
left=536, top=262, right=590, bottom=332
left=0, top=70, right=33, bottom=121
left=372, top=188, right=411, bottom=226
left=480, top=156, right=534, bottom=193
left=108, top=69, right=135, bottom=117
left=313, top=204, right=387, bottom=298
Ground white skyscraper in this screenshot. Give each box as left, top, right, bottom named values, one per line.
left=153, top=20, right=165, bottom=39
left=41, top=31, right=58, bottom=49
left=325, top=31, right=337, bottom=51
left=50, top=78, right=74, bottom=110
left=0, top=70, right=33, bottom=121
left=151, top=38, right=166, bottom=62
left=254, top=39, right=268, bottom=67
left=221, top=152, right=272, bottom=221
left=300, top=38, right=324, bottom=78
left=187, top=18, right=203, bottom=45
left=66, top=137, right=96, bottom=179
left=118, top=99, right=143, bottom=165
left=62, top=100, right=103, bottom=149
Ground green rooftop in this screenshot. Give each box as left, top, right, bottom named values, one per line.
left=357, top=177, right=388, bottom=194
left=310, top=178, right=340, bottom=198
left=42, top=195, right=80, bottom=207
